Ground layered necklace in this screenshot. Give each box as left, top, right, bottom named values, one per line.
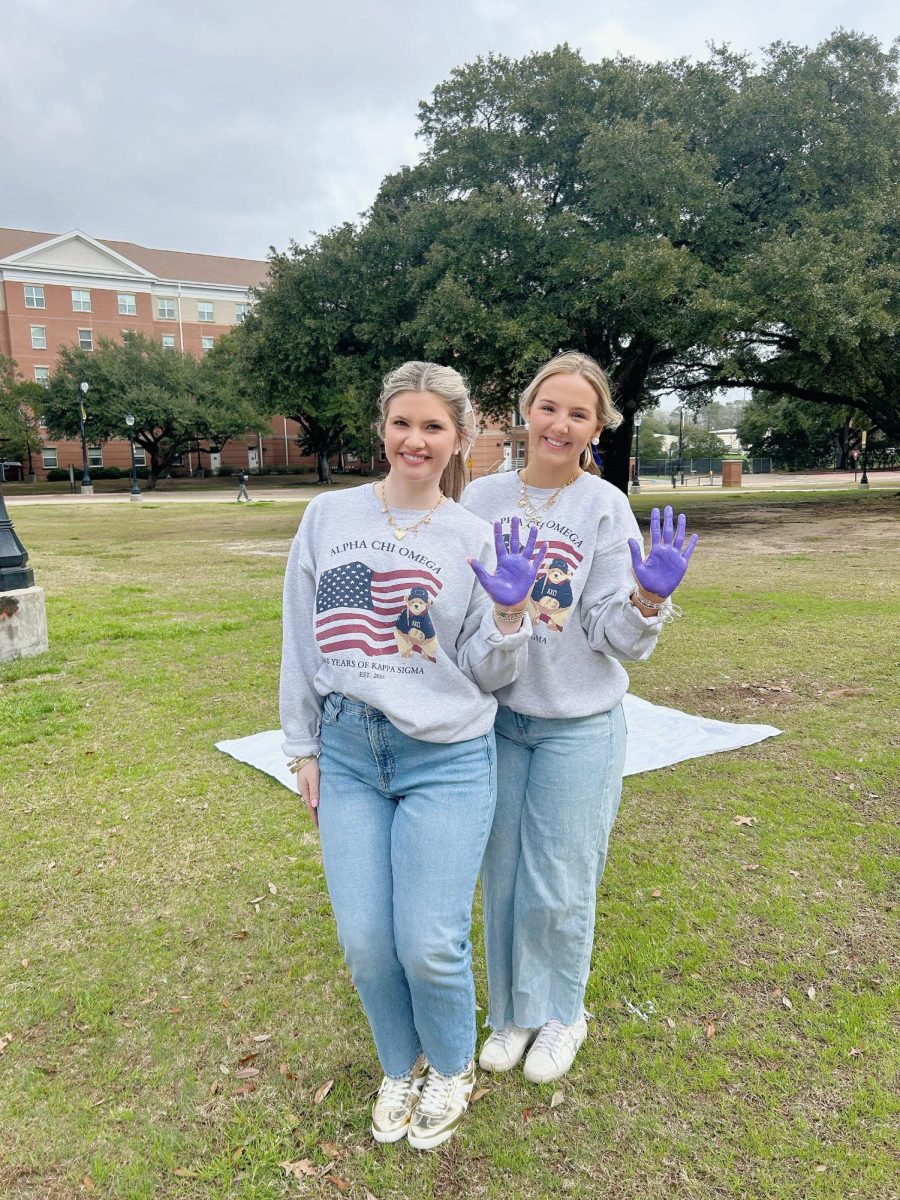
left=378, top=481, right=446, bottom=540
left=517, top=469, right=581, bottom=524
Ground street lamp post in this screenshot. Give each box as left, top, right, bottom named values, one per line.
left=0, top=461, right=35, bottom=591
left=859, top=429, right=869, bottom=489
left=677, top=405, right=685, bottom=486
left=78, top=380, right=93, bottom=495
left=124, top=414, right=142, bottom=501
left=631, top=411, right=642, bottom=494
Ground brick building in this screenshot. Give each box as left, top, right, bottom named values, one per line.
left=0, top=226, right=520, bottom=482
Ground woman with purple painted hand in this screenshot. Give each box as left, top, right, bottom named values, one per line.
left=280, top=361, right=542, bottom=1150
left=461, top=351, right=697, bottom=1085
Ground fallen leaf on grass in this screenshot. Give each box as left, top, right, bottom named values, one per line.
left=314, top=1078, right=334, bottom=1104
left=650, top=888, right=662, bottom=898
left=549, top=1089, right=565, bottom=1108
left=325, top=1175, right=350, bottom=1193
left=319, top=1141, right=342, bottom=1158
left=665, top=1017, right=676, bottom=1029
left=279, top=1062, right=296, bottom=1079
left=232, top=1081, right=256, bottom=1096
left=219, top=1063, right=230, bottom=1075
left=732, top=815, right=757, bottom=827
left=815, top=1165, right=828, bottom=1173
left=781, top=996, right=793, bottom=1010
left=364, top=1191, right=380, bottom=1200
left=521, top=1107, right=533, bottom=1121
left=249, top=895, right=266, bottom=905
left=470, top=1087, right=490, bottom=1104
left=231, top=1146, right=246, bottom=1164
left=238, top=1052, right=258, bottom=1066
left=82, top=1177, right=94, bottom=1191
left=281, top=1159, right=317, bottom=1178
left=169, top=1006, right=183, bottom=1015
left=807, top=986, right=817, bottom=1001
left=788, top=869, right=801, bottom=878
left=0, top=1033, right=13, bottom=1054
left=741, top=864, right=760, bottom=872
left=268, top=881, right=278, bottom=895
left=231, top=930, right=249, bottom=940
left=20, top=959, right=29, bottom=969
left=705, top=1023, right=715, bottom=1040
left=235, top=1067, right=260, bottom=1079
left=173, top=1168, right=199, bottom=1178
left=252, top=1033, right=271, bottom=1042
left=848, top=1047, right=862, bottom=1057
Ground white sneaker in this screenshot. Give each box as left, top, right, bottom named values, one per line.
left=522, top=1017, right=588, bottom=1083
left=478, top=1024, right=537, bottom=1072
left=371, top=1055, right=427, bottom=1143
left=407, top=1059, right=476, bottom=1150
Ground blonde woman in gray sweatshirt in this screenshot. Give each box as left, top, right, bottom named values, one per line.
left=280, top=362, right=544, bottom=1150
left=462, top=351, right=698, bottom=1084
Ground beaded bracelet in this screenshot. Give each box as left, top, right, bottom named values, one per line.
left=494, top=606, right=527, bottom=624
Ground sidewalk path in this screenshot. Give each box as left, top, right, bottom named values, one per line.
left=5, top=471, right=899, bottom=506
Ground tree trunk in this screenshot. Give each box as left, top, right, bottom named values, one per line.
left=601, top=415, right=633, bottom=495
left=316, top=451, right=332, bottom=484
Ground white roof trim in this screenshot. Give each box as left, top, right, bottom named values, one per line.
left=0, top=230, right=156, bottom=278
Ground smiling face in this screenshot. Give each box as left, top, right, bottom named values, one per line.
left=383, top=390, right=460, bottom=488
left=526, top=372, right=604, bottom=475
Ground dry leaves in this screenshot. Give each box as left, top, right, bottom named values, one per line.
left=325, top=1175, right=350, bottom=1193
left=781, top=996, right=793, bottom=1010
left=650, top=888, right=663, bottom=898
left=314, top=1078, right=335, bottom=1104
left=742, top=864, right=760, bottom=872
left=549, top=1089, right=566, bottom=1108
left=231, top=930, right=249, bottom=940
left=732, top=815, right=757, bottom=827
left=319, top=1140, right=342, bottom=1159
left=807, top=985, right=817, bottom=1000
left=705, top=1023, right=716, bottom=1040
left=279, top=1062, right=296, bottom=1079
left=268, top=881, right=278, bottom=895
left=234, top=1067, right=260, bottom=1079
left=470, top=1087, right=490, bottom=1104
left=252, top=1033, right=271, bottom=1042
left=665, top=1017, right=676, bottom=1029
left=0, top=1032, right=13, bottom=1054
left=281, top=1159, right=317, bottom=1179
left=173, top=1168, right=199, bottom=1178
left=232, top=1081, right=256, bottom=1096
left=82, top=1177, right=94, bottom=1191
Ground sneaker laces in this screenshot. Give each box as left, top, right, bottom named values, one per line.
left=530, top=1019, right=576, bottom=1061
left=416, top=1069, right=456, bottom=1118
left=490, top=1025, right=525, bottom=1049
left=377, top=1072, right=414, bottom=1106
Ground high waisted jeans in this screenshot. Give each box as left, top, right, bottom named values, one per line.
left=317, top=693, right=496, bottom=1077
left=482, top=703, right=627, bottom=1030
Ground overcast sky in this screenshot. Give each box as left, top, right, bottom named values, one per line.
left=2, top=0, right=896, bottom=262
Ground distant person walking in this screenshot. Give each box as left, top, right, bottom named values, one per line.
left=236, top=470, right=252, bottom=502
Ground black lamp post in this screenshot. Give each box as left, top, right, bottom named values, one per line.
left=631, top=411, right=642, bottom=494
left=677, top=405, right=685, bottom=486
left=0, top=462, right=35, bottom=591
left=859, top=429, right=869, bottom=489
left=78, top=380, right=93, bottom=495
left=124, top=413, right=142, bottom=501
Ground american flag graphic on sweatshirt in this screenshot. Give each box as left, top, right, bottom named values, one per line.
left=314, top=560, right=443, bottom=657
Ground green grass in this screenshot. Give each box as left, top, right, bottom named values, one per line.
left=1, top=491, right=897, bottom=1199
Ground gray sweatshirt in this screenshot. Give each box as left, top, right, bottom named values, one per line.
left=461, top=471, right=664, bottom=718
left=280, top=483, right=531, bottom=757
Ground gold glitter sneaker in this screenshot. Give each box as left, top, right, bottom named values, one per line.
left=407, top=1059, right=476, bottom=1150
left=371, top=1054, right=427, bottom=1143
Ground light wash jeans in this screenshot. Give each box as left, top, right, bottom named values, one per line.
left=317, top=692, right=496, bottom=1077
left=482, top=703, right=627, bottom=1030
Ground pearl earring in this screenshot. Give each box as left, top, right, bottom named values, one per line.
left=591, top=435, right=600, bottom=445
left=524, top=421, right=530, bottom=430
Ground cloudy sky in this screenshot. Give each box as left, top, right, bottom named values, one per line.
left=2, top=0, right=896, bottom=262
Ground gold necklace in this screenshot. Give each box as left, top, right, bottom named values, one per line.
left=378, top=482, right=446, bottom=540
left=517, top=470, right=581, bottom=524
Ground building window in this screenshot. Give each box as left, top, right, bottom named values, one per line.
left=161, top=334, right=176, bottom=351
left=169, top=453, right=183, bottom=467
left=197, top=302, right=214, bottom=322
left=515, top=440, right=526, bottom=465
left=118, top=293, right=137, bottom=316
left=132, top=445, right=146, bottom=466
left=88, top=446, right=104, bottom=468
left=30, top=325, right=47, bottom=350
left=34, top=366, right=50, bottom=387
left=512, top=408, right=525, bottom=426
left=25, top=285, right=45, bottom=309
left=157, top=297, right=176, bottom=320
left=42, top=447, right=59, bottom=469
left=71, top=289, right=91, bottom=312
left=201, top=336, right=214, bottom=354
left=78, top=329, right=93, bottom=351
left=234, top=302, right=251, bottom=323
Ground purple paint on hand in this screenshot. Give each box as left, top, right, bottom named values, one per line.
left=469, top=516, right=547, bottom=607
left=627, top=505, right=698, bottom=598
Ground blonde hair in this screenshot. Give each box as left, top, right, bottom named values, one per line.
left=377, top=361, right=476, bottom=502
left=519, top=351, right=622, bottom=474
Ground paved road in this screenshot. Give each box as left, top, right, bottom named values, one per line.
left=4, top=471, right=899, bottom=506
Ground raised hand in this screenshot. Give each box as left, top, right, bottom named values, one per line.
left=469, top=517, right=547, bottom=607
left=627, top=505, right=697, bottom=598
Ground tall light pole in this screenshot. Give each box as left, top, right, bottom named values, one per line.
left=677, top=405, right=685, bottom=486
left=124, top=414, right=142, bottom=501
left=0, top=461, right=35, bottom=590
left=78, top=380, right=92, bottom=495
left=631, top=411, right=642, bottom=494
left=859, top=429, right=869, bottom=489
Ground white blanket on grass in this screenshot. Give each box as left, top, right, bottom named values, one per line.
left=215, top=694, right=781, bottom=790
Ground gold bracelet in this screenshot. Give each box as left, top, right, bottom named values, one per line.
left=287, top=753, right=319, bottom=773
left=494, top=606, right=526, bottom=624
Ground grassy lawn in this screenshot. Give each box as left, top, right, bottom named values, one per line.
left=1, top=489, right=897, bottom=1199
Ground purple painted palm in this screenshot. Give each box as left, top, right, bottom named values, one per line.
left=627, top=505, right=698, bottom=598
left=469, top=517, right=546, bottom=607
